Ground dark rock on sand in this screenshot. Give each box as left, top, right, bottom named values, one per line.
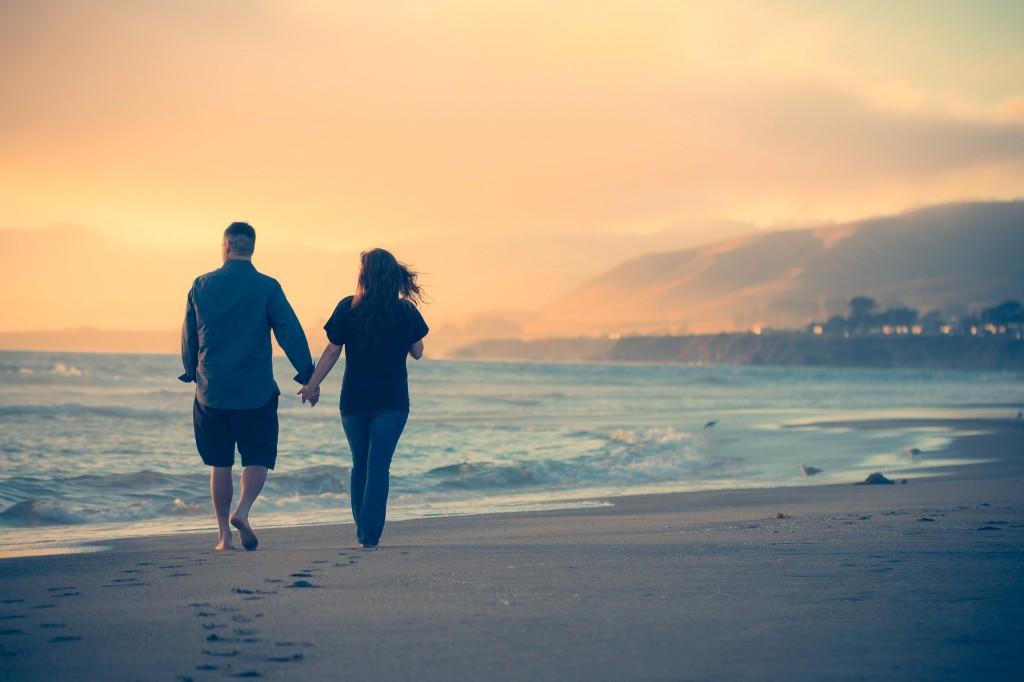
left=857, top=472, right=894, bottom=485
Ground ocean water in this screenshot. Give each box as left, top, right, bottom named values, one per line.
left=1, top=350, right=1021, bottom=557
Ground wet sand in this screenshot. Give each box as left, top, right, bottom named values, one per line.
left=1, top=419, right=1022, bottom=681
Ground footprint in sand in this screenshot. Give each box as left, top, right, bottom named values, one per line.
left=1, top=599, right=25, bottom=604
left=0, top=629, right=25, bottom=635
left=51, top=636, right=82, bottom=643
left=39, top=623, right=67, bottom=630
left=289, top=572, right=314, bottom=578
left=202, top=649, right=239, bottom=658
left=286, top=581, right=320, bottom=589
left=29, top=604, right=57, bottom=610
left=104, top=578, right=151, bottom=587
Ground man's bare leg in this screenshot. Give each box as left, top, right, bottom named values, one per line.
left=230, top=465, right=267, bottom=551
left=211, top=466, right=235, bottom=550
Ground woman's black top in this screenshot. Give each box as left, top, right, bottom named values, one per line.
left=323, top=296, right=429, bottom=416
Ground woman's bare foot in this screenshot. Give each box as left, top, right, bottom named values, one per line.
left=230, top=516, right=259, bottom=551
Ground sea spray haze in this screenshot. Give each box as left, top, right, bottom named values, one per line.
left=1, top=351, right=1022, bottom=556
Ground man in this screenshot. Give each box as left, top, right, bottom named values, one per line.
left=180, top=222, right=314, bottom=551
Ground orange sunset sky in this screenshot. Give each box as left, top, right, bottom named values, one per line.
left=2, top=1, right=1023, bottom=352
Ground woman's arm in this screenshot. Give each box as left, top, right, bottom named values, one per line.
left=299, top=342, right=343, bottom=405
left=409, top=339, right=424, bottom=360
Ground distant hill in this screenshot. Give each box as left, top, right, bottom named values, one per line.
left=531, top=201, right=1024, bottom=336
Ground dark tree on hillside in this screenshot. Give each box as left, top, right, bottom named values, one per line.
left=982, top=300, right=1024, bottom=326
left=848, top=296, right=877, bottom=334
left=881, top=307, right=919, bottom=329
left=919, top=310, right=945, bottom=334
left=821, top=315, right=848, bottom=336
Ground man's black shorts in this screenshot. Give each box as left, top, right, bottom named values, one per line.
left=193, top=393, right=279, bottom=469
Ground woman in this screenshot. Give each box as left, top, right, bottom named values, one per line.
left=300, top=248, right=428, bottom=548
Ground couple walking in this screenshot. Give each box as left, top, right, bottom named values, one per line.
left=179, top=222, right=428, bottom=551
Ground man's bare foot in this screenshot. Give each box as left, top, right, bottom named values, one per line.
left=215, top=537, right=236, bottom=551
left=230, top=516, right=259, bottom=551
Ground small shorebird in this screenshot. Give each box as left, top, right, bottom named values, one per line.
left=904, top=447, right=922, bottom=457
left=703, top=420, right=717, bottom=429
left=800, top=464, right=822, bottom=477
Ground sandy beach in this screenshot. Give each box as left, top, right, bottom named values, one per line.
left=1, top=418, right=1021, bottom=681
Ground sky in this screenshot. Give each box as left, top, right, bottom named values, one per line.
left=1, top=0, right=1023, bottom=348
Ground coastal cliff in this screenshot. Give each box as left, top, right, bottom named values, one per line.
left=448, top=333, right=1024, bottom=370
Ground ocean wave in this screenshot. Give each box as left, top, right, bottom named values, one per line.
left=606, top=427, right=691, bottom=445
left=0, top=496, right=212, bottom=528
left=0, top=404, right=180, bottom=421
left=271, top=465, right=350, bottom=496
left=0, top=465, right=358, bottom=528
left=424, top=461, right=546, bottom=489
left=0, top=362, right=87, bottom=378
left=421, top=429, right=713, bottom=493
left=0, top=500, right=80, bottom=527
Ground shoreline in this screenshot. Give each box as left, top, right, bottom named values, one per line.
left=1, top=415, right=1018, bottom=560
left=1, top=418, right=1021, bottom=680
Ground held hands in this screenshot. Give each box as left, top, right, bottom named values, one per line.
left=298, top=384, right=320, bottom=407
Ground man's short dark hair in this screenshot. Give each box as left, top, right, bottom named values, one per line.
left=224, top=222, right=256, bottom=256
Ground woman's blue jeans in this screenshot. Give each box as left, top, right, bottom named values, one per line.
left=341, top=410, right=409, bottom=547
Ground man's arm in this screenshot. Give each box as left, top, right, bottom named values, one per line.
left=179, top=287, right=199, bottom=383
left=298, top=342, right=343, bottom=407
left=268, top=285, right=315, bottom=385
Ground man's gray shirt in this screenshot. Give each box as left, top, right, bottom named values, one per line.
left=179, top=259, right=314, bottom=409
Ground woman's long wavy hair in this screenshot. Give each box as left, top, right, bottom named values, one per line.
left=351, top=248, right=425, bottom=349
